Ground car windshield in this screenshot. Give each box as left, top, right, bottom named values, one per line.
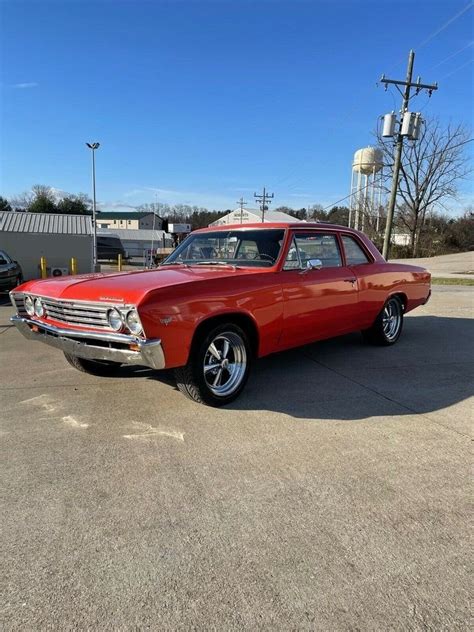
left=162, top=229, right=285, bottom=267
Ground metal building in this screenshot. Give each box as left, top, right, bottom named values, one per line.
left=97, top=228, right=172, bottom=259
left=209, top=208, right=299, bottom=226
left=0, top=212, right=93, bottom=280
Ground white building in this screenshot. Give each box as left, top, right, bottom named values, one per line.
left=209, top=208, right=300, bottom=227
left=96, top=211, right=163, bottom=231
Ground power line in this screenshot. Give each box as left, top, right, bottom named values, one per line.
left=417, top=2, right=473, bottom=50
left=429, top=40, right=474, bottom=70
left=439, top=57, right=474, bottom=80
left=385, top=3, right=473, bottom=76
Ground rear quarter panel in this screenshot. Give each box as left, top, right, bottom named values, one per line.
left=355, top=262, right=431, bottom=328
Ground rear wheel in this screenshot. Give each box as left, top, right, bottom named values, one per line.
left=362, top=296, right=404, bottom=346
left=63, top=352, right=122, bottom=376
left=174, top=323, right=251, bottom=406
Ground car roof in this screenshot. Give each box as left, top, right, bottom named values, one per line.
left=194, top=222, right=355, bottom=233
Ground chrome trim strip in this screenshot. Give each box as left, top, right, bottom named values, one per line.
left=11, top=315, right=138, bottom=343
left=10, top=316, right=165, bottom=370
left=10, top=291, right=132, bottom=308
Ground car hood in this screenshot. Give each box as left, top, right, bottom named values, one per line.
left=16, top=265, right=260, bottom=305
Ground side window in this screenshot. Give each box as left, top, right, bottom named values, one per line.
left=342, top=236, right=370, bottom=265
left=283, top=233, right=342, bottom=269
left=283, top=238, right=300, bottom=270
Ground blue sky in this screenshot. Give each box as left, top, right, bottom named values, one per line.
left=1, top=0, right=473, bottom=212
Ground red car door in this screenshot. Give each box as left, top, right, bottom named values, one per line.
left=279, top=231, right=360, bottom=349
left=340, top=233, right=382, bottom=329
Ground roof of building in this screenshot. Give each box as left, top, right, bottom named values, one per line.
left=0, top=211, right=92, bottom=235
left=97, top=211, right=157, bottom=220
left=209, top=208, right=300, bottom=225
left=97, top=228, right=167, bottom=240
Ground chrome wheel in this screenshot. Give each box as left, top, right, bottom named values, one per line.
left=382, top=298, right=402, bottom=342
left=203, top=331, right=247, bottom=397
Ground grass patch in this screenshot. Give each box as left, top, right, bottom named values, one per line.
left=432, top=277, right=474, bottom=286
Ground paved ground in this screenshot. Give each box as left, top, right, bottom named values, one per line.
left=391, top=251, right=474, bottom=279
left=1, top=287, right=472, bottom=630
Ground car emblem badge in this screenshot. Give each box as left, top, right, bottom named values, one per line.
left=160, top=317, right=173, bottom=326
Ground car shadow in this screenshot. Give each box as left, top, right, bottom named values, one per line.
left=130, top=315, right=473, bottom=421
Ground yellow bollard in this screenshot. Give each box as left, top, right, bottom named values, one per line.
left=40, top=256, right=47, bottom=279
left=117, top=253, right=122, bottom=271
left=70, top=257, right=77, bottom=275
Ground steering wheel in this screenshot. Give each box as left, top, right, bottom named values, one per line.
left=251, top=253, right=275, bottom=262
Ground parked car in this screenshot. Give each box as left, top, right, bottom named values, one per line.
left=0, top=250, right=23, bottom=291
left=10, top=223, right=431, bottom=406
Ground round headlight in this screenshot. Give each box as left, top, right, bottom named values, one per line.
left=107, top=307, right=123, bottom=331
left=34, top=297, right=44, bottom=317
left=126, top=309, right=143, bottom=335
left=25, top=295, right=35, bottom=316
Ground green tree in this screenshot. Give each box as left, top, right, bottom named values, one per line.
left=443, top=209, right=474, bottom=253
left=27, top=185, right=57, bottom=213
left=327, top=206, right=349, bottom=226
left=57, top=194, right=91, bottom=215
left=0, top=196, right=12, bottom=212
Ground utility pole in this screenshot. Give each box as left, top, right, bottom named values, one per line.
left=150, top=192, right=158, bottom=267
left=254, top=187, right=274, bottom=222
left=237, top=197, right=247, bottom=224
left=86, top=142, right=100, bottom=270
left=380, top=50, right=437, bottom=259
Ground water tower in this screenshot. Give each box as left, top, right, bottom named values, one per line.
left=349, top=147, right=384, bottom=231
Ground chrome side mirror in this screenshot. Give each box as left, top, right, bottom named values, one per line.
left=306, top=258, right=323, bottom=270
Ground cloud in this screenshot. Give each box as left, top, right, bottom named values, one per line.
left=98, top=202, right=140, bottom=212
left=122, top=186, right=233, bottom=209
left=12, top=82, right=38, bottom=89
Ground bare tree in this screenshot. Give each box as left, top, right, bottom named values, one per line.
left=378, top=119, right=472, bottom=256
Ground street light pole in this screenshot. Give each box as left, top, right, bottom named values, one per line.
left=86, top=142, right=100, bottom=270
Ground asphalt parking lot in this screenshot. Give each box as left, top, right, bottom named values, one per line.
left=1, top=286, right=472, bottom=630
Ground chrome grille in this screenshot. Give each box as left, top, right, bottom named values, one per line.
left=10, top=293, right=27, bottom=316
left=41, top=298, right=111, bottom=328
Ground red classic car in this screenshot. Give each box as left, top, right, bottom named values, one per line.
left=10, top=223, right=431, bottom=406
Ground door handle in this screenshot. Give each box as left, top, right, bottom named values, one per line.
left=344, top=278, right=357, bottom=284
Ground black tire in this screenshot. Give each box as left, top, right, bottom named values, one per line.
left=63, top=352, right=122, bottom=376
left=174, top=323, right=252, bottom=406
left=362, top=296, right=404, bottom=346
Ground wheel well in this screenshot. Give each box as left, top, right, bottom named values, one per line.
left=391, top=292, right=407, bottom=311
left=191, top=313, right=259, bottom=358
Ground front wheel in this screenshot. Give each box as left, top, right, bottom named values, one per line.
left=362, top=296, right=404, bottom=346
left=63, top=353, right=122, bottom=376
left=174, top=323, right=251, bottom=406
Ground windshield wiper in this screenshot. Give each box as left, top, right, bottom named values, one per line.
left=160, top=260, right=190, bottom=268
left=191, top=261, right=238, bottom=269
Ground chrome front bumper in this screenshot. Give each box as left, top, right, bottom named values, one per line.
left=11, top=316, right=165, bottom=370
